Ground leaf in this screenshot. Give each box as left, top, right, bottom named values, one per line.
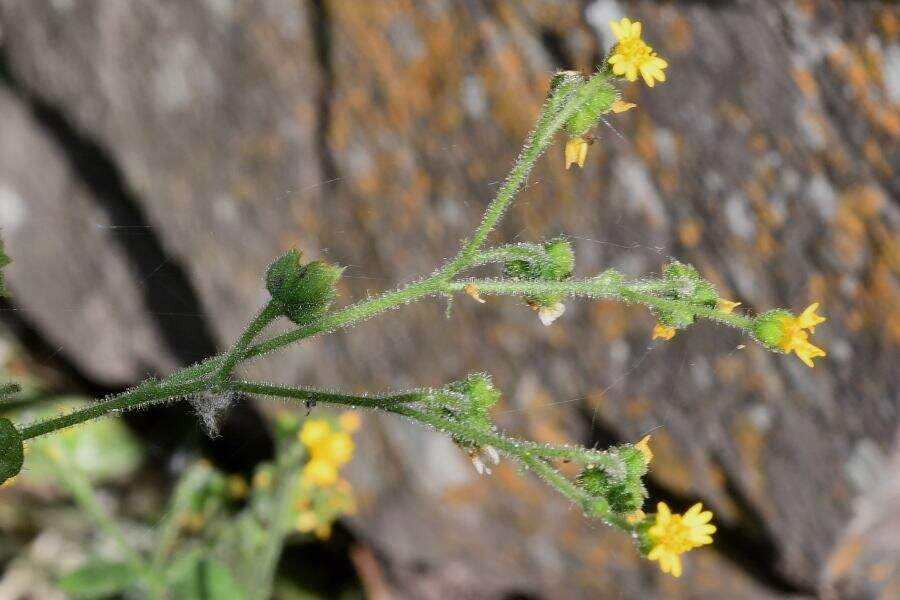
left=0, top=417, right=23, bottom=485
left=168, top=551, right=246, bottom=600
left=57, top=561, right=138, bottom=599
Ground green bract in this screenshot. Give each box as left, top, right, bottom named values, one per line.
left=753, top=309, right=792, bottom=348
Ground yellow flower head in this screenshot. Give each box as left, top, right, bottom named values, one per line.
left=635, top=435, right=653, bottom=464
left=311, top=431, right=355, bottom=466
left=338, top=411, right=361, bottom=433
left=303, top=458, right=339, bottom=487
left=296, top=511, right=318, bottom=533
left=646, top=502, right=716, bottom=578
left=608, top=18, right=668, bottom=87
left=299, top=419, right=331, bottom=448
left=652, top=322, right=676, bottom=341
left=227, top=475, right=248, bottom=499
left=565, top=136, right=589, bottom=170
left=716, top=298, right=741, bottom=314
left=777, top=303, right=827, bottom=368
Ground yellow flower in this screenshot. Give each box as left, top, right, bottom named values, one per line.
left=311, top=431, right=355, bottom=466
left=303, top=458, right=339, bottom=487
left=338, top=411, right=361, bottom=433
left=647, top=502, right=716, bottom=578
left=253, top=468, right=272, bottom=490
left=565, top=136, right=589, bottom=169
left=777, top=303, right=827, bottom=368
left=607, top=18, right=668, bottom=87
left=716, top=298, right=741, bottom=314
left=611, top=100, right=636, bottom=113
left=796, top=302, right=826, bottom=332
left=652, top=322, right=676, bottom=341
left=227, top=475, right=248, bottom=499
left=299, top=419, right=331, bottom=448
left=296, top=511, right=318, bottom=533
left=314, top=523, right=332, bottom=540
left=635, top=435, right=653, bottom=464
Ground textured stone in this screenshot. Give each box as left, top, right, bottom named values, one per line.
left=0, top=0, right=897, bottom=597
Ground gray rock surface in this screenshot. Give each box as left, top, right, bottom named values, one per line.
left=0, top=0, right=897, bottom=597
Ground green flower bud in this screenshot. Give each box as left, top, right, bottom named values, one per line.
left=0, top=418, right=24, bottom=486
left=563, top=80, right=617, bottom=136
left=578, top=464, right=646, bottom=515
left=752, top=309, right=791, bottom=349
left=548, top=70, right=584, bottom=97
left=618, top=446, right=649, bottom=479
left=656, top=306, right=695, bottom=329
left=691, top=281, right=718, bottom=307
left=504, top=259, right=533, bottom=280
left=663, top=261, right=700, bottom=282
left=543, top=238, right=575, bottom=280
left=265, top=250, right=344, bottom=325
left=450, top=373, right=500, bottom=413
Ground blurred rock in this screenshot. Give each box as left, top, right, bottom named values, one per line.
left=0, top=0, right=897, bottom=597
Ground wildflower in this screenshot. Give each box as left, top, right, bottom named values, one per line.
left=607, top=18, right=668, bottom=87
left=652, top=322, right=676, bottom=340
left=611, top=100, right=636, bottom=113
left=635, top=435, right=653, bottom=464
left=565, top=136, right=589, bottom=169
left=227, top=474, right=248, bottom=499
left=538, top=302, right=566, bottom=326
left=312, top=431, right=354, bottom=466
left=776, top=303, right=827, bottom=367
left=253, top=468, right=272, bottom=490
left=299, top=419, right=331, bottom=447
left=314, top=524, right=332, bottom=540
left=717, top=298, right=741, bottom=314
left=296, top=511, right=318, bottom=533
left=338, top=411, right=361, bottom=433
left=303, top=458, right=339, bottom=487
left=646, top=502, right=716, bottom=578
left=464, top=283, right=486, bottom=303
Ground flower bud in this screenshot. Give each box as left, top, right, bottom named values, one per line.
left=543, top=238, right=575, bottom=280
left=0, top=418, right=23, bottom=486
left=265, top=249, right=344, bottom=325
left=578, top=464, right=647, bottom=515
left=563, top=79, right=618, bottom=136
left=655, top=306, right=695, bottom=329
left=0, top=235, right=9, bottom=297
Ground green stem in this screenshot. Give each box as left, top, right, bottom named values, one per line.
left=443, top=75, right=615, bottom=275
left=18, top=379, right=209, bottom=440
left=250, top=440, right=304, bottom=600
left=213, top=301, right=280, bottom=387
left=44, top=449, right=152, bottom=581
left=231, top=379, right=628, bottom=531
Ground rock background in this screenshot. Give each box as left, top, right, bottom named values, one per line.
left=0, top=0, right=898, bottom=598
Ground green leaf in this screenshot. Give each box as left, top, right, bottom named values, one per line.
left=57, top=561, right=139, bottom=599
left=0, top=417, right=23, bottom=485
left=168, top=552, right=246, bottom=600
